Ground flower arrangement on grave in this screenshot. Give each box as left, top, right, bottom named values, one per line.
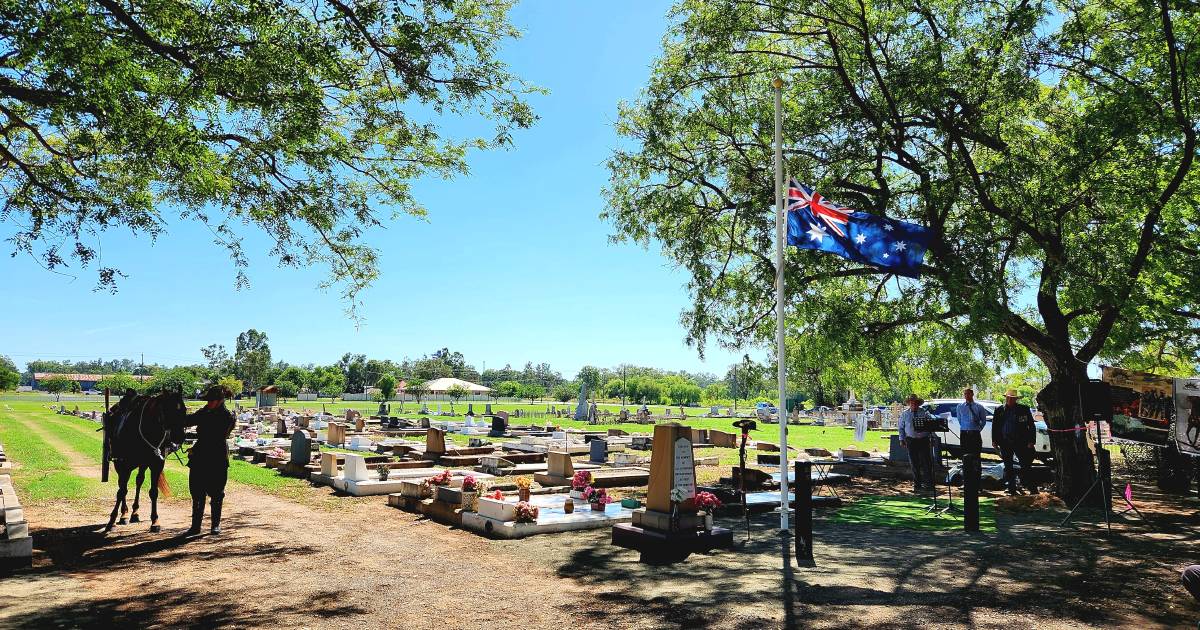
left=418, top=479, right=434, bottom=499
left=694, top=491, right=722, bottom=510
left=267, top=447, right=286, bottom=460
left=514, top=476, right=532, bottom=502
left=485, top=489, right=504, bottom=501
left=461, top=475, right=479, bottom=492
left=239, top=430, right=258, bottom=442
left=514, top=501, right=539, bottom=523
left=375, top=463, right=391, bottom=481
left=571, top=470, right=592, bottom=490
left=427, top=469, right=454, bottom=486
left=669, top=487, right=686, bottom=532
left=583, top=487, right=613, bottom=511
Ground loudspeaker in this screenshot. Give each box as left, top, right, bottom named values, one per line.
left=1082, top=379, right=1113, bottom=423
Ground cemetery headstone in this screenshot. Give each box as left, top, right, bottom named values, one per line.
left=420, top=417, right=430, bottom=429
left=547, top=451, right=574, bottom=479
left=574, top=382, right=589, bottom=420
left=290, top=430, right=311, bottom=465
left=589, top=439, right=608, bottom=464
left=320, top=452, right=339, bottom=477
left=342, top=453, right=369, bottom=482
left=485, top=403, right=492, bottom=415
left=647, top=423, right=696, bottom=513
left=619, top=409, right=630, bottom=422
left=489, top=415, right=508, bottom=437
left=468, top=403, right=474, bottom=415
left=426, top=428, right=447, bottom=456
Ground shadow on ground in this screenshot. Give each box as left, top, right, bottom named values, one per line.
left=533, top=487, right=1199, bottom=629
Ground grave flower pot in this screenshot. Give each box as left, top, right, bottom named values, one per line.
left=461, top=491, right=477, bottom=512
left=518, top=488, right=531, bottom=502
left=701, top=511, right=713, bottom=532
left=563, top=498, right=574, bottom=514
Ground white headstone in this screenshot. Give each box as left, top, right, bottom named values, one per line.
left=342, top=453, right=369, bottom=482
left=672, top=437, right=696, bottom=500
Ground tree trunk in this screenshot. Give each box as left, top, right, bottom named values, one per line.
left=1037, top=371, right=1100, bottom=505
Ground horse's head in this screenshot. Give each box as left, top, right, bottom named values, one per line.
left=159, top=390, right=189, bottom=447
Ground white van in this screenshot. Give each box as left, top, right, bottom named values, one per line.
left=921, top=398, right=1053, bottom=461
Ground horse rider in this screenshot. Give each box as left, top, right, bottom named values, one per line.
left=184, top=385, right=236, bottom=535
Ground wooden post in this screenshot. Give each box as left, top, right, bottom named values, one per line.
left=794, top=460, right=813, bottom=561
left=963, top=453, right=979, bottom=532
left=102, top=387, right=111, bottom=482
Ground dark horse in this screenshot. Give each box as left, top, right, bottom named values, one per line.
left=102, top=391, right=188, bottom=533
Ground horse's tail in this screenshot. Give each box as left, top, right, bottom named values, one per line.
left=157, top=470, right=171, bottom=498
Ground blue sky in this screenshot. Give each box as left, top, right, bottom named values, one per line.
left=1, top=2, right=746, bottom=377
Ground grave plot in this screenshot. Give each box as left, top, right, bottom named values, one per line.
left=533, top=451, right=648, bottom=488
left=461, top=493, right=635, bottom=539
left=612, top=423, right=734, bottom=563
left=0, top=440, right=32, bottom=569
left=310, top=451, right=491, bottom=496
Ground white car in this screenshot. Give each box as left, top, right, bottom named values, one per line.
left=921, top=398, right=1052, bottom=461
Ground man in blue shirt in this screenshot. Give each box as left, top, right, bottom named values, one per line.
left=956, top=388, right=989, bottom=457
left=898, top=394, right=934, bottom=491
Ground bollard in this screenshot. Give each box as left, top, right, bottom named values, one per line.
left=794, top=460, right=813, bottom=560
left=963, top=453, right=980, bottom=532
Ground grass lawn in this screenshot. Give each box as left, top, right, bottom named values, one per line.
left=829, top=494, right=997, bottom=532
left=0, top=400, right=310, bottom=506
left=0, top=410, right=102, bottom=502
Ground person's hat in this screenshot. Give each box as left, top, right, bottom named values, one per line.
left=905, top=393, right=921, bottom=403
left=1004, top=388, right=1020, bottom=398
left=201, top=385, right=232, bottom=402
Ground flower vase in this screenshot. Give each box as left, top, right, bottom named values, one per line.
left=702, top=511, right=713, bottom=532
left=518, top=488, right=530, bottom=502
left=461, top=491, right=477, bottom=511
left=564, top=498, right=574, bottom=514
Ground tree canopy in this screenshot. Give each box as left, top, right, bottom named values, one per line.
left=2, top=0, right=537, bottom=303
left=604, top=0, right=1199, bottom=500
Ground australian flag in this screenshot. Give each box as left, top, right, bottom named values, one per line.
left=786, top=179, right=933, bottom=278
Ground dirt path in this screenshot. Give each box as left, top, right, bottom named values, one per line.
left=1, top=418, right=601, bottom=629
left=8, top=485, right=602, bottom=629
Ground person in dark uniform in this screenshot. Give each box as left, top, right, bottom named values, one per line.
left=992, top=389, right=1038, bottom=495
left=184, top=385, right=236, bottom=535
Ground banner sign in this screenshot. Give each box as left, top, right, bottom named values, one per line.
left=1101, top=366, right=1174, bottom=447
left=1174, top=378, right=1200, bottom=456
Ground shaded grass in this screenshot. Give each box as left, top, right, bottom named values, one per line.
left=829, top=494, right=997, bottom=532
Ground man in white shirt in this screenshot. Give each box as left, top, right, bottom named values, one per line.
left=897, top=394, right=934, bottom=491
left=956, top=388, right=989, bottom=457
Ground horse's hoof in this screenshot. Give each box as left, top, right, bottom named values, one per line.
left=117, top=518, right=127, bottom=525
left=149, top=524, right=161, bottom=533
left=130, top=514, right=140, bottom=523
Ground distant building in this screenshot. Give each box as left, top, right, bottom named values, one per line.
left=419, top=377, right=493, bottom=399
left=31, top=373, right=152, bottom=392
left=256, top=385, right=279, bottom=407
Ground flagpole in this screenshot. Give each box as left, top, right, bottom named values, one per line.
left=772, top=76, right=789, bottom=532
